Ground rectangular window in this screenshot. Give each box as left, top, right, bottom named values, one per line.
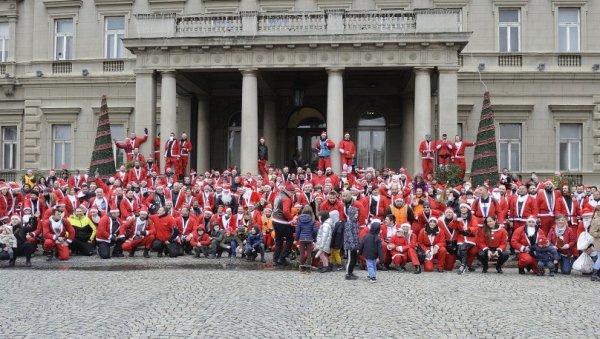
left=499, top=123, right=521, bottom=172
left=558, top=8, right=580, bottom=52
left=560, top=123, right=582, bottom=171
left=105, top=16, right=125, bottom=59
left=457, top=123, right=463, bottom=139
left=52, top=124, right=72, bottom=169
left=55, top=19, right=73, bottom=60
left=498, top=8, right=520, bottom=52
left=0, top=23, right=8, bottom=62
left=110, top=124, right=125, bottom=168
left=1, top=126, right=17, bottom=169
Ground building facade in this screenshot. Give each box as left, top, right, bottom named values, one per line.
left=0, top=0, right=599, bottom=182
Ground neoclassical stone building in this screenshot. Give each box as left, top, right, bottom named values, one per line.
left=0, top=0, right=599, bottom=182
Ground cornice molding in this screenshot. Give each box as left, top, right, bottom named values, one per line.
left=92, top=106, right=133, bottom=115
left=40, top=107, right=81, bottom=115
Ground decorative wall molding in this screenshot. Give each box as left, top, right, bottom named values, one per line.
left=40, top=107, right=81, bottom=115
left=92, top=106, right=134, bottom=115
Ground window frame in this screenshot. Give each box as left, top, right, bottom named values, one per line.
left=498, top=8, right=521, bottom=52
left=54, top=18, right=74, bottom=60
left=104, top=16, right=126, bottom=59
left=559, top=123, right=582, bottom=172
left=52, top=124, right=73, bottom=169
left=0, top=22, right=8, bottom=62
left=557, top=7, right=581, bottom=52
left=1, top=125, right=18, bottom=170
left=357, top=112, right=387, bottom=170
left=498, top=123, right=522, bottom=173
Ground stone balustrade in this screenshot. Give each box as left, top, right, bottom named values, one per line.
left=133, top=9, right=461, bottom=38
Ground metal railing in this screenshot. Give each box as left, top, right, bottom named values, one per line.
left=344, top=10, right=415, bottom=32
left=103, top=60, right=125, bottom=72
left=498, top=54, right=522, bottom=67
left=258, top=12, right=326, bottom=34
left=177, top=13, right=242, bottom=35
left=558, top=54, right=581, bottom=67
left=52, top=61, right=72, bottom=74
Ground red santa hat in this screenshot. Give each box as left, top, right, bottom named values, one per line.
left=344, top=131, right=350, bottom=136
left=89, top=206, right=99, bottom=212
left=313, top=193, right=324, bottom=201
left=0, top=182, right=8, bottom=190
left=190, top=169, right=197, bottom=175
left=285, top=182, right=295, bottom=192
left=139, top=206, right=149, bottom=215
left=400, top=222, right=411, bottom=229
left=428, top=217, right=438, bottom=223
left=10, top=182, right=20, bottom=191
left=459, top=203, right=471, bottom=210
left=321, top=131, right=327, bottom=135
left=543, top=180, right=554, bottom=188
left=393, top=194, right=404, bottom=202
left=109, top=202, right=119, bottom=213
left=223, top=185, right=231, bottom=192
left=264, top=205, right=272, bottom=212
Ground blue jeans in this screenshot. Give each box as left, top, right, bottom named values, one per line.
left=366, top=259, right=377, bottom=279
left=558, top=256, right=573, bottom=274
left=594, top=255, right=600, bottom=270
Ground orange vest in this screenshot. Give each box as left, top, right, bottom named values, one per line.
left=389, top=204, right=409, bottom=225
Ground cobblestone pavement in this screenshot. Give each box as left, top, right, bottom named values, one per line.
left=1, top=254, right=599, bottom=338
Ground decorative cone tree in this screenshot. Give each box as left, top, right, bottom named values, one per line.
left=89, top=95, right=116, bottom=180
left=470, top=91, right=499, bottom=187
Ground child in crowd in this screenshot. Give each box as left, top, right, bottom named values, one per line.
left=359, top=221, right=384, bottom=283
left=533, top=238, right=560, bottom=277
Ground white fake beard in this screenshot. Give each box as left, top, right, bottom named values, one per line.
left=221, top=193, right=232, bottom=205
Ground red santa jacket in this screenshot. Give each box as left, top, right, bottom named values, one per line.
left=127, top=167, right=148, bottom=184
left=43, top=217, right=75, bottom=243
left=507, top=194, right=538, bottom=222
left=338, top=140, right=356, bottom=160
left=120, top=216, right=155, bottom=240
left=314, top=138, right=335, bottom=155
left=190, top=226, right=211, bottom=247
left=471, top=196, right=503, bottom=226
left=435, top=140, right=454, bottom=157
left=415, top=210, right=442, bottom=232
left=417, top=227, right=446, bottom=252
left=554, top=195, right=581, bottom=226
left=452, top=141, right=474, bottom=158
left=367, top=195, right=389, bottom=220
left=119, top=197, right=140, bottom=220
left=536, top=190, right=558, bottom=218
left=388, top=233, right=418, bottom=257
left=319, top=200, right=346, bottom=222
left=510, top=225, right=546, bottom=253
left=164, top=138, right=180, bottom=158
left=452, top=216, right=478, bottom=245
left=476, top=227, right=508, bottom=251
left=96, top=215, right=124, bottom=243
left=438, top=217, right=458, bottom=242
left=150, top=214, right=178, bottom=242
left=547, top=226, right=577, bottom=257
left=176, top=215, right=197, bottom=237
left=419, top=140, right=435, bottom=160
left=113, top=170, right=129, bottom=185
left=67, top=175, right=87, bottom=188
left=179, top=139, right=193, bottom=157
left=198, top=191, right=215, bottom=210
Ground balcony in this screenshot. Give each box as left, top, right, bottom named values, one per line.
left=461, top=52, right=599, bottom=73
left=133, top=9, right=461, bottom=38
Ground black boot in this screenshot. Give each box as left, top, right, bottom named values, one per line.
left=143, top=249, right=150, bottom=258
left=414, top=265, right=421, bottom=274
left=25, top=254, right=32, bottom=267
left=8, top=258, right=15, bottom=267
left=592, top=270, right=600, bottom=282
left=518, top=267, right=525, bottom=275
left=129, top=248, right=136, bottom=257
left=482, top=264, right=488, bottom=273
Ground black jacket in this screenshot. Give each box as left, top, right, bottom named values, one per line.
left=330, top=220, right=345, bottom=249
left=258, top=144, right=269, bottom=161
left=359, top=222, right=384, bottom=261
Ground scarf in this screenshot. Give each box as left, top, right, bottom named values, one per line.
left=555, top=225, right=566, bottom=237
left=425, top=225, right=439, bottom=236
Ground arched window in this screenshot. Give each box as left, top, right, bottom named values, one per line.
left=228, top=113, right=241, bottom=168
left=357, top=112, right=386, bottom=170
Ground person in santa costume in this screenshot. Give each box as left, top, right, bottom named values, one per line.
left=42, top=207, right=75, bottom=261
left=418, top=134, right=435, bottom=177
left=554, top=184, right=581, bottom=234
left=67, top=207, right=96, bottom=256
left=258, top=137, right=269, bottom=179
left=0, top=214, right=35, bottom=267
left=176, top=132, right=193, bottom=180
left=546, top=214, right=576, bottom=274
left=435, top=133, right=454, bottom=167
left=452, top=135, right=474, bottom=178
left=96, top=207, right=125, bottom=259
left=192, top=225, right=211, bottom=258
left=476, top=215, right=509, bottom=273
left=163, top=132, right=180, bottom=175
left=150, top=206, right=181, bottom=257
left=511, top=216, right=546, bottom=274
left=389, top=222, right=421, bottom=273
left=417, top=217, right=447, bottom=272
left=454, top=203, right=479, bottom=274
left=438, top=207, right=459, bottom=271
left=507, top=184, right=538, bottom=230
left=121, top=206, right=155, bottom=258
left=314, top=131, right=335, bottom=172
left=368, top=185, right=389, bottom=222
left=338, top=132, right=356, bottom=172
left=175, top=207, right=197, bottom=255
left=114, top=128, right=149, bottom=162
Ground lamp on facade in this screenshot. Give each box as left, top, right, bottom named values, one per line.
left=82, top=69, right=89, bottom=76
left=478, top=63, right=485, bottom=71
left=36, top=70, right=44, bottom=77
left=593, top=64, right=600, bottom=71
left=537, top=63, right=545, bottom=71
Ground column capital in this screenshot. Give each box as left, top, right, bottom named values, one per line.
left=159, top=70, right=177, bottom=77
left=326, top=67, right=345, bottom=74
left=135, top=69, right=156, bottom=75
left=414, top=67, right=433, bottom=73
left=240, top=68, right=258, bottom=76
left=437, top=66, right=460, bottom=73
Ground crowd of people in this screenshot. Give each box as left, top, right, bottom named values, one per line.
left=1, top=132, right=599, bottom=283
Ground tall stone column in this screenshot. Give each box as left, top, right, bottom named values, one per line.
left=413, top=67, right=432, bottom=175
left=263, top=96, right=277, bottom=166
left=438, top=67, right=459, bottom=139
left=240, top=68, right=259, bottom=174
left=196, top=96, right=210, bottom=173
left=160, top=71, right=177, bottom=173
left=326, top=68, right=344, bottom=174
left=134, top=70, right=156, bottom=158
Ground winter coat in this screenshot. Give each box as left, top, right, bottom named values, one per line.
left=589, top=216, right=600, bottom=252
left=245, top=226, right=264, bottom=249
left=359, top=222, right=384, bottom=261
left=330, top=220, right=345, bottom=249
left=315, top=219, right=334, bottom=253
left=344, top=206, right=360, bottom=251
left=295, top=214, right=317, bottom=242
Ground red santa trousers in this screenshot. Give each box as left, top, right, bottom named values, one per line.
left=422, top=159, right=433, bottom=177
left=423, top=247, right=447, bottom=272
left=318, top=157, right=331, bottom=172
left=122, top=236, right=155, bottom=252
left=43, top=239, right=70, bottom=260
